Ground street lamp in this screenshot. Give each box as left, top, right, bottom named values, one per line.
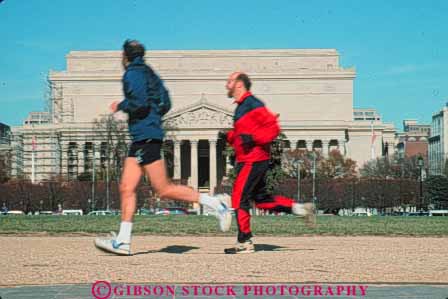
left=91, top=143, right=99, bottom=211
left=310, top=151, right=317, bottom=204
left=105, top=142, right=110, bottom=211
left=417, top=156, right=424, bottom=211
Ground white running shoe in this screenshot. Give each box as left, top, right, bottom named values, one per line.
left=224, top=239, right=255, bottom=254
left=94, top=232, right=131, bottom=256
left=215, top=194, right=232, bottom=232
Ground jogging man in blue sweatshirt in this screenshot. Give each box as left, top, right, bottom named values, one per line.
left=95, top=40, right=231, bottom=255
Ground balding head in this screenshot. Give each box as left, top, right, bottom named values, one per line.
left=226, top=72, right=252, bottom=100
left=229, top=71, right=241, bottom=80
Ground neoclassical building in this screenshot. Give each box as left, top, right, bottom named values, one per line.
left=11, top=49, right=395, bottom=192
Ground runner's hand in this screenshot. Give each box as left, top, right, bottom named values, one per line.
left=110, top=101, right=120, bottom=113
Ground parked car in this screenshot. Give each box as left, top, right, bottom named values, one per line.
left=155, top=207, right=188, bottom=216
left=88, top=210, right=113, bottom=216
left=36, top=211, right=54, bottom=216
left=430, top=210, right=448, bottom=216
left=61, top=209, right=83, bottom=216
left=6, top=210, right=25, bottom=215
left=352, top=211, right=371, bottom=216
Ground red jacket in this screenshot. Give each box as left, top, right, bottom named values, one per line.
left=227, top=92, right=280, bottom=163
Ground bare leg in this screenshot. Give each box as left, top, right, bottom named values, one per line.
left=95, top=158, right=231, bottom=255
left=94, top=157, right=141, bottom=255
left=143, top=159, right=199, bottom=203
left=143, top=159, right=232, bottom=231
left=120, top=157, right=143, bottom=222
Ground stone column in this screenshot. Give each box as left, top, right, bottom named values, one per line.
left=322, top=140, right=329, bottom=157
left=190, top=140, right=199, bottom=190
left=78, top=145, right=85, bottom=174
left=224, top=156, right=232, bottom=176
left=306, top=139, right=314, bottom=152
left=209, top=139, right=217, bottom=195
left=338, top=139, right=346, bottom=156
left=386, top=141, right=393, bottom=156
left=88, top=142, right=100, bottom=180
left=289, top=139, right=298, bottom=150
left=173, top=140, right=181, bottom=180
left=93, top=142, right=101, bottom=169
left=61, top=143, right=69, bottom=177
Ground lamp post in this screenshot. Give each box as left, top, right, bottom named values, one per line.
left=91, top=143, right=97, bottom=211
left=417, top=156, right=424, bottom=211
left=294, top=159, right=303, bottom=202
left=106, top=143, right=110, bottom=211
left=311, top=151, right=317, bottom=204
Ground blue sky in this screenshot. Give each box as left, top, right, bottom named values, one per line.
left=0, top=0, right=447, bottom=129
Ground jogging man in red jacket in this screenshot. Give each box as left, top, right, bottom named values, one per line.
left=221, top=72, right=315, bottom=254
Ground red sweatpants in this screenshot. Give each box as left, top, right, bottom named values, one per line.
left=231, top=160, right=295, bottom=242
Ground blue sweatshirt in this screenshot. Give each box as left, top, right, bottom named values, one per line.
left=118, top=57, right=171, bottom=142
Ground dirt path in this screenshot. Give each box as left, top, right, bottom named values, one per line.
left=1, top=235, right=447, bottom=286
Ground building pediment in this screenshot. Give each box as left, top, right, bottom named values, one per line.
left=164, top=97, right=233, bottom=129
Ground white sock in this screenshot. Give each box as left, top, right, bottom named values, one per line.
left=116, top=221, right=133, bottom=244
left=293, top=203, right=305, bottom=215
left=199, top=194, right=223, bottom=211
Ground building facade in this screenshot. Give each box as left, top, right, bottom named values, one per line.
left=396, top=119, right=430, bottom=161
left=0, top=123, right=10, bottom=148
left=0, top=123, right=12, bottom=178
left=11, top=49, right=396, bottom=192
left=429, top=105, right=448, bottom=175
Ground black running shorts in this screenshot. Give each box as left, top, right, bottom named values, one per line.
left=128, top=139, right=162, bottom=166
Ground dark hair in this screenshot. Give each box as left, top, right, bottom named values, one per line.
left=123, top=39, right=145, bottom=62
left=236, top=73, right=252, bottom=90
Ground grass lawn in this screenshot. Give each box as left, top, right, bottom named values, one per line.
left=1, top=215, right=448, bottom=236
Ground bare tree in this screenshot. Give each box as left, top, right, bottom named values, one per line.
left=360, top=155, right=422, bottom=179
left=93, top=114, right=129, bottom=181
left=45, top=175, right=67, bottom=211
left=283, top=149, right=356, bottom=180
left=0, top=151, right=11, bottom=183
